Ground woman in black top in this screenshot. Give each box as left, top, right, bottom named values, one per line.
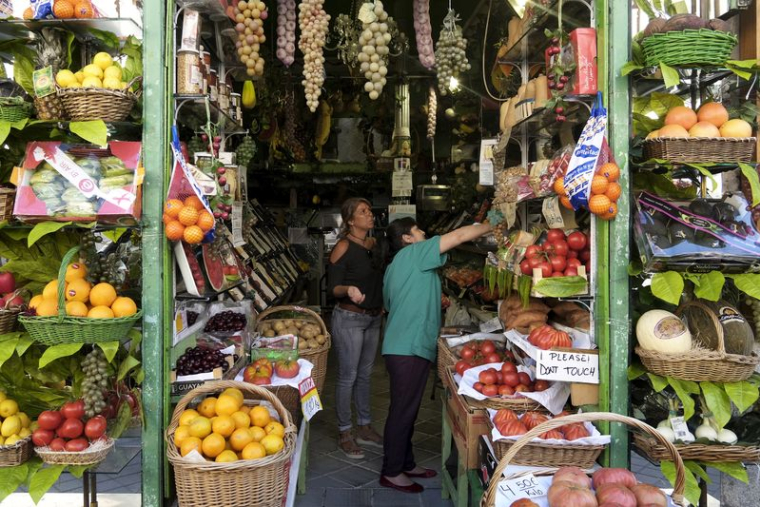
left=328, top=197, right=384, bottom=459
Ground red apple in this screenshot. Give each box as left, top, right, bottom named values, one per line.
left=0, top=273, right=15, bottom=294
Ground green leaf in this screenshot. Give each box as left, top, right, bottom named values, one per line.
left=97, top=341, right=120, bottom=363
left=650, top=271, right=684, bottom=306
left=659, top=62, right=680, bottom=88
left=28, top=222, right=72, bottom=247
left=127, top=328, right=142, bottom=356
left=701, top=382, right=732, bottom=429
left=647, top=373, right=669, bottom=392
left=634, top=0, right=656, bottom=18
left=110, top=401, right=132, bottom=439
left=15, top=334, right=34, bottom=357
left=133, top=367, right=144, bottom=384
left=39, top=343, right=83, bottom=369
left=684, top=461, right=711, bottom=483
left=738, top=163, right=760, bottom=207
left=633, top=92, right=684, bottom=118
left=728, top=274, right=760, bottom=299
left=87, top=29, right=120, bottom=50
left=661, top=460, right=700, bottom=507
left=13, top=50, right=35, bottom=95
left=627, top=261, right=643, bottom=276
left=683, top=272, right=725, bottom=302
left=66, top=465, right=91, bottom=479
left=723, top=381, right=759, bottom=414
left=633, top=172, right=697, bottom=199
left=0, top=337, right=19, bottom=370
left=627, top=362, right=647, bottom=380
left=727, top=65, right=753, bottom=80
left=709, top=462, right=748, bottom=483
left=621, top=61, right=644, bottom=76
left=532, top=276, right=587, bottom=297
left=0, top=462, right=29, bottom=503
left=0, top=122, right=11, bottom=146
left=69, top=120, right=108, bottom=147
left=684, top=164, right=718, bottom=192
left=667, top=377, right=696, bottom=421
left=726, top=59, right=760, bottom=70
left=29, top=465, right=65, bottom=504
left=117, top=355, right=141, bottom=382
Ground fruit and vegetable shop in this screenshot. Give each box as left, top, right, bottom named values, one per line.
left=0, top=0, right=758, bottom=505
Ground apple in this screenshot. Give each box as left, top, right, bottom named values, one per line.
left=0, top=273, right=15, bottom=294
left=0, top=292, right=24, bottom=309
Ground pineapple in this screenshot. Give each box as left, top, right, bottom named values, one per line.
left=33, top=28, right=67, bottom=120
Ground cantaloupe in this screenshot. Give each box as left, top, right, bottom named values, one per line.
left=636, top=310, right=692, bottom=353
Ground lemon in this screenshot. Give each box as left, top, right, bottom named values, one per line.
left=42, top=280, right=60, bottom=300
left=260, top=434, right=284, bottom=455
left=18, top=428, right=31, bottom=438
left=1, top=415, right=21, bottom=437
left=92, top=52, right=113, bottom=71
left=17, top=412, right=30, bottom=428
left=4, top=434, right=21, bottom=446
left=103, top=65, right=122, bottom=80
left=0, top=391, right=6, bottom=403
left=65, top=263, right=87, bottom=283
left=82, top=64, right=103, bottom=79
left=67, top=82, right=81, bottom=88
left=215, top=450, right=238, bottom=462
left=82, top=76, right=103, bottom=88
left=103, top=77, right=121, bottom=90
left=75, top=71, right=85, bottom=83
left=55, top=70, right=77, bottom=88
left=120, top=82, right=129, bottom=90
left=0, top=399, right=18, bottom=418
left=66, top=301, right=88, bottom=317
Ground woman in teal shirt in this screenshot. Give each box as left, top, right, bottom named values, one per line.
left=380, top=217, right=492, bottom=493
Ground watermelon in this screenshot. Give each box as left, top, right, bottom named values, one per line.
left=202, top=243, right=225, bottom=292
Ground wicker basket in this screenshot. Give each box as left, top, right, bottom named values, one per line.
left=437, top=337, right=458, bottom=382
left=0, top=187, right=14, bottom=223
left=255, top=305, right=330, bottom=395
left=0, top=437, right=32, bottom=467
left=36, top=438, right=114, bottom=466
left=643, top=137, right=756, bottom=163
left=642, top=29, right=738, bottom=67
left=633, top=432, right=760, bottom=463
left=480, top=413, right=687, bottom=507
left=266, top=384, right=302, bottom=426
left=635, top=301, right=760, bottom=382
left=19, top=246, right=142, bottom=345
left=166, top=380, right=297, bottom=507
left=58, top=77, right=142, bottom=122
left=0, top=97, right=33, bottom=122
left=488, top=418, right=605, bottom=468
left=0, top=289, right=26, bottom=334
left=444, top=368, right=544, bottom=412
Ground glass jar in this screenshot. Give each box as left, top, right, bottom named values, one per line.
left=230, top=93, right=241, bottom=121
left=177, top=49, right=201, bottom=95
left=207, top=69, right=218, bottom=102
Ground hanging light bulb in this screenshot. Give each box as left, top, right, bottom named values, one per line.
left=449, top=76, right=460, bottom=92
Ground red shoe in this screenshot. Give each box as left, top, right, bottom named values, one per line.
left=379, top=475, right=424, bottom=494
left=404, top=467, right=437, bottom=478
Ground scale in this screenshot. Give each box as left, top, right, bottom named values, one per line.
left=416, top=184, right=451, bottom=211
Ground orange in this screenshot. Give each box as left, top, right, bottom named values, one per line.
left=65, top=262, right=87, bottom=283
left=73, top=2, right=93, bottom=18
left=164, top=199, right=184, bottom=218
left=553, top=176, right=566, bottom=196
left=111, top=296, right=137, bottom=317
left=645, top=130, right=660, bottom=140
left=697, top=102, right=729, bottom=128
left=720, top=119, right=753, bottom=138
left=189, top=416, right=212, bottom=439
left=688, top=121, right=720, bottom=138
left=264, top=421, right=285, bottom=438
left=560, top=195, right=574, bottom=210
left=588, top=194, right=612, bottom=216
left=179, top=436, right=202, bottom=457
left=197, top=211, right=215, bottom=232
left=89, top=283, right=117, bottom=307
left=249, top=426, right=266, bottom=442
left=29, top=295, right=44, bottom=309
left=162, top=214, right=173, bottom=225
left=215, top=450, right=238, bottom=462
left=43, top=280, right=60, bottom=300
left=179, top=409, right=200, bottom=427
left=221, top=388, right=244, bottom=405
left=178, top=206, right=199, bottom=226
left=211, top=415, right=236, bottom=438
left=201, top=433, right=226, bottom=458
left=260, top=434, right=284, bottom=455
left=597, top=163, right=620, bottom=182
left=53, top=0, right=74, bottom=18
left=165, top=220, right=185, bottom=241
left=250, top=406, right=271, bottom=428
left=599, top=202, right=618, bottom=221
left=238, top=405, right=251, bottom=415
left=184, top=195, right=205, bottom=211
left=241, top=441, right=266, bottom=460
left=658, top=124, right=689, bottom=138
left=229, top=427, right=254, bottom=451
left=605, top=182, right=622, bottom=202
left=215, top=394, right=242, bottom=416
left=35, top=299, right=59, bottom=317
left=174, top=425, right=192, bottom=447
left=66, top=278, right=91, bottom=302
left=23, top=7, right=33, bottom=19
left=65, top=300, right=88, bottom=317
left=183, top=225, right=204, bottom=244
left=590, top=175, right=609, bottom=195
left=197, top=397, right=217, bottom=418
left=88, top=305, right=114, bottom=318
left=664, top=106, right=697, bottom=130
left=231, top=411, right=251, bottom=429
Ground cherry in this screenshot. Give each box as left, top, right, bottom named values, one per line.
left=554, top=106, right=564, bottom=114
left=556, top=83, right=565, bottom=90
left=547, top=74, right=555, bottom=81
left=218, top=176, right=227, bottom=186
left=217, top=167, right=226, bottom=175
left=556, top=115, right=567, bottom=122
left=559, top=75, right=569, bottom=83
left=548, top=81, right=556, bottom=89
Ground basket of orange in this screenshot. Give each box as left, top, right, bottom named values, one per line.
left=166, top=381, right=297, bottom=507
left=163, top=196, right=216, bottom=245
left=18, top=246, right=141, bottom=345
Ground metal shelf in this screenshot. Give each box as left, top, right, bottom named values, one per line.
left=174, top=94, right=239, bottom=129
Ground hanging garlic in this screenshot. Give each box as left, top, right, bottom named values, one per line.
left=357, top=1, right=390, bottom=100
left=276, top=0, right=296, bottom=66
left=298, top=0, right=330, bottom=112
left=426, top=87, right=437, bottom=139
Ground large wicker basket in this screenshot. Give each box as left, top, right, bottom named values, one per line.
left=444, top=368, right=544, bottom=413
left=642, top=29, right=738, bottom=67
left=58, top=77, right=141, bottom=122
left=36, top=438, right=114, bottom=466
left=0, top=437, right=32, bottom=467
left=166, top=380, right=297, bottom=507
left=635, top=301, right=760, bottom=382
left=633, top=432, right=760, bottom=463
left=0, top=187, right=15, bottom=223
left=266, top=384, right=301, bottom=426
left=437, top=337, right=458, bottom=382
left=255, top=305, right=330, bottom=395
left=643, top=137, right=756, bottom=163
left=19, top=246, right=142, bottom=345
left=480, top=413, right=687, bottom=507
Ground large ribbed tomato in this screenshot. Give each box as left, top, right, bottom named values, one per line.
left=497, top=419, right=528, bottom=437
left=553, top=467, right=592, bottom=489
left=596, top=483, right=637, bottom=507
left=592, top=468, right=637, bottom=489
left=521, top=412, right=549, bottom=430
left=562, top=423, right=591, bottom=441
left=630, top=484, right=667, bottom=507
left=528, top=325, right=572, bottom=350
left=547, top=481, right=597, bottom=507
left=509, top=500, right=540, bottom=507
left=493, top=409, right=518, bottom=426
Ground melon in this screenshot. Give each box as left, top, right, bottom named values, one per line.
left=685, top=301, right=755, bottom=356
left=636, top=310, right=692, bottom=353
left=202, top=243, right=226, bottom=292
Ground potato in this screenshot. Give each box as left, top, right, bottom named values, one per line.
left=282, top=319, right=293, bottom=328
left=286, top=326, right=299, bottom=336
left=294, top=320, right=304, bottom=329
left=273, top=321, right=286, bottom=332
left=264, top=329, right=276, bottom=338
left=301, top=329, right=314, bottom=340
left=315, top=334, right=326, bottom=345
left=307, top=338, right=320, bottom=349
left=298, top=339, right=308, bottom=350
left=260, top=323, right=272, bottom=332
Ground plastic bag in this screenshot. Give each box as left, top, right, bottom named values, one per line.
left=563, top=92, right=607, bottom=210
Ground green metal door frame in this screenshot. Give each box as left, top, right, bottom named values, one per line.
left=141, top=0, right=170, bottom=504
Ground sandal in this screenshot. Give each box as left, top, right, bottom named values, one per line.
left=356, top=425, right=383, bottom=448
left=338, top=430, right=365, bottom=459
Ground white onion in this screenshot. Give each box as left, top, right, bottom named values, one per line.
left=276, top=0, right=296, bottom=67
left=357, top=0, right=391, bottom=100
left=298, top=0, right=330, bottom=112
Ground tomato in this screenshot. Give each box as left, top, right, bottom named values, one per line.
left=517, top=372, right=532, bottom=386
left=553, top=467, right=592, bottom=489
left=501, top=362, right=517, bottom=374
left=544, top=240, right=569, bottom=257
left=497, top=419, right=527, bottom=436
left=528, top=325, right=573, bottom=350
left=495, top=371, right=503, bottom=384
left=481, top=384, right=499, bottom=397
left=564, top=423, right=591, bottom=441
left=522, top=412, right=549, bottom=430
left=60, top=400, right=85, bottom=420
left=58, top=418, right=84, bottom=439
left=514, top=384, right=530, bottom=392
left=473, top=381, right=484, bottom=392
left=480, top=340, right=496, bottom=355
left=566, top=231, right=588, bottom=251
left=485, top=353, right=501, bottom=364
left=592, top=468, right=637, bottom=489
left=534, top=380, right=550, bottom=392
left=502, top=371, right=519, bottom=387
left=65, top=438, right=90, bottom=452
left=527, top=256, right=542, bottom=269
left=274, top=359, right=301, bottom=379
left=524, top=245, right=542, bottom=259
left=49, top=438, right=66, bottom=452
left=564, top=267, right=578, bottom=277
left=520, top=259, right=533, bottom=275
left=630, top=484, right=668, bottom=507
left=580, top=249, right=591, bottom=262
left=498, top=385, right=515, bottom=396
left=566, top=249, right=578, bottom=259
left=32, top=429, right=55, bottom=447
left=546, top=229, right=566, bottom=242
left=460, top=346, right=475, bottom=360
left=567, top=258, right=582, bottom=269
left=596, top=484, right=637, bottom=507
left=493, top=409, right=517, bottom=425
left=37, top=411, right=63, bottom=431
left=551, top=271, right=564, bottom=277
left=547, top=481, right=597, bottom=507
left=479, top=370, right=497, bottom=385
left=549, top=255, right=567, bottom=272
left=84, top=416, right=107, bottom=440
left=538, top=262, right=552, bottom=278
left=455, top=360, right=471, bottom=376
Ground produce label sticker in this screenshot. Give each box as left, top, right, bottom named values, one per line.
left=298, top=376, right=323, bottom=422
left=496, top=474, right=546, bottom=505
left=537, top=349, right=599, bottom=384
left=232, top=202, right=245, bottom=247
left=669, top=416, right=694, bottom=443
left=33, top=66, right=55, bottom=98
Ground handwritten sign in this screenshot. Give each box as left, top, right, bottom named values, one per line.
left=537, top=350, right=599, bottom=384
left=542, top=197, right=565, bottom=229
left=298, top=376, right=323, bottom=422
left=497, top=474, right=546, bottom=504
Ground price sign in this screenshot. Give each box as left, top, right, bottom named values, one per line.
left=496, top=474, right=546, bottom=504
left=479, top=138, right=498, bottom=186
left=537, top=350, right=599, bottom=384
left=392, top=171, right=413, bottom=197
left=542, top=196, right=566, bottom=229
left=298, top=376, right=323, bottom=422
left=231, top=203, right=245, bottom=247
left=669, top=416, right=694, bottom=443
left=480, top=317, right=503, bottom=333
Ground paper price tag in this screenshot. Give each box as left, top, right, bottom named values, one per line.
left=497, top=474, right=545, bottom=504
left=669, top=416, right=694, bottom=443
left=232, top=203, right=245, bottom=247
left=480, top=317, right=503, bottom=333
left=392, top=171, right=413, bottom=197
left=298, top=376, right=323, bottom=422
left=479, top=138, right=498, bottom=186
left=542, top=196, right=566, bottom=229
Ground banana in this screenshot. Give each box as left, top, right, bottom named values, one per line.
left=242, top=80, right=256, bottom=109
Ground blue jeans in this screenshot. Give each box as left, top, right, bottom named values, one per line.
left=331, top=306, right=382, bottom=432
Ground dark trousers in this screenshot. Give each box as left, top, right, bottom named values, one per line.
left=381, top=354, right=432, bottom=477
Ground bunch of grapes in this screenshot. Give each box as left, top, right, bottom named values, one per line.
left=434, top=11, right=470, bottom=96
left=204, top=310, right=247, bottom=332
left=235, top=136, right=257, bottom=168
left=187, top=311, right=199, bottom=327
left=176, top=346, right=230, bottom=376
left=82, top=348, right=110, bottom=418
left=80, top=232, right=124, bottom=290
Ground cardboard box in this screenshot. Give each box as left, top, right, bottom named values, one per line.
left=443, top=369, right=490, bottom=469
left=477, top=435, right=499, bottom=489
left=571, top=383, right=599, bottom=406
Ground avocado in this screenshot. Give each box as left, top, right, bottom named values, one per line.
left=689, top=200, right=715, bottom=219
left=694, top=231, right=724, bottom=249
left=713, top=202, right=737, bottom=224
left=669, top=223, right=695, bottom=245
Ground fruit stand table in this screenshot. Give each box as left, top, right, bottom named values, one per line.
left=82, top=440, right=141, bottom=507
